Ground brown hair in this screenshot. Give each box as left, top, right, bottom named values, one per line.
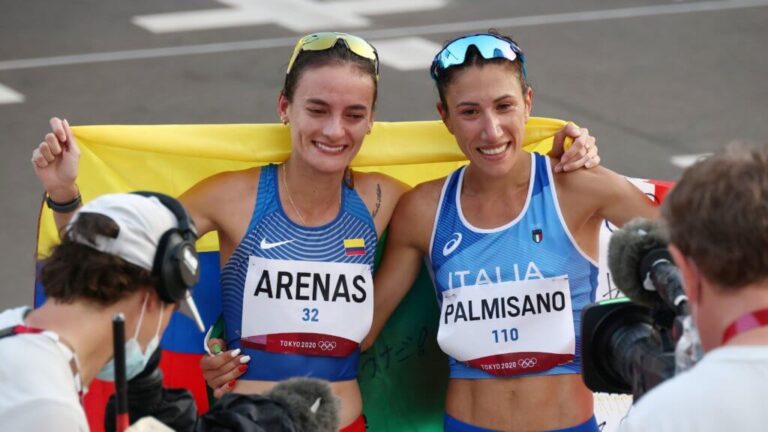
left=281, top=40, right=378, bottom=109
left=434, top=32, right=529, bottom=113
left=662, top=143, right=768, bottom=289
left=40, top=213, right=155, bottom=306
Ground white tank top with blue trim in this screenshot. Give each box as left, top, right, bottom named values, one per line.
left=221, top=164, right=377, bottom=381
left=427, top=153, right=598, bottom=379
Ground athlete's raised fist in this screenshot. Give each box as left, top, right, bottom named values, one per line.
left=31, top=117, right=80, bottom=201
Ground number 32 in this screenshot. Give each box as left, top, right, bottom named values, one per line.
left=302, top=308, right=319, bottom=322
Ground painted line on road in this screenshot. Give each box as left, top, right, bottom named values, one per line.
left=372, top=37, right=442, bottom=71
left=670, top=153, right=711, bottom=168
left=0, top=84, right=25, bottom=104
left=1, top=0, right=767, bottom=72
left=133, top=0, right=447, bottom=33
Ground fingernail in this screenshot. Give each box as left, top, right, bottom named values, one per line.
left=239, top=355, right=251, bottom=364
left=211, top=344, right=222, bottom=355
left=228, top=380, right=236, bottom=388
left=230, top=348, right=241, bottom=358
left=238, top=365, right=248, bottom=373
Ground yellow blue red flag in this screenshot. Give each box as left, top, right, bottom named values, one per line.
left=344, top=238, right=367, bottom=256
left=34, top=118, right=571, bottom=431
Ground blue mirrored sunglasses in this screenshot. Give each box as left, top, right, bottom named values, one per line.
left=430, top=33, right=526, bottom=81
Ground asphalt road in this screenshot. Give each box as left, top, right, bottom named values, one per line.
left=2, top=0, right=767, bottom=309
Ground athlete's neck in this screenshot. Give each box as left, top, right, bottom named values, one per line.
left=462, top=152, right=531, bottom=198
left=281, top=159, right=344, bottom=226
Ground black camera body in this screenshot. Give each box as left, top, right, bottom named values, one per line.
left=580, top=218, right=691, bottom=401
left=105, top=349, right=340, bottom=432
left=581, top=298, right=677, bottom=400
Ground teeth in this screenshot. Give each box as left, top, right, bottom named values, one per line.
left=314, top=141, right=344, bottom=153
left=479, top=143, right=508, bottom=155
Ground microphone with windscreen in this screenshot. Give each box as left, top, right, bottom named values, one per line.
left=607, top=218, right=688, bottom=316
left=580, top=218, right=686, bottom=398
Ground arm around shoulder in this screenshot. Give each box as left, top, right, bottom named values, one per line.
left=563, top=166, right=660, bottom=228
left=362, top=182, right=439, bottom=350
left=596, top=168, right=660, bottom=226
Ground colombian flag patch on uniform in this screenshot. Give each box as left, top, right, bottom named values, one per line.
left=344, top=238, right=366, bottom=256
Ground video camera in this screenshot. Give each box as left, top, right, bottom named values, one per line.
left=106, top=349, right=340, bottom=432
left=581, top=218, right=698, bottom=401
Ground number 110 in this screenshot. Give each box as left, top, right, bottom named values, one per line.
left=492, top=328, right=519, bottom=343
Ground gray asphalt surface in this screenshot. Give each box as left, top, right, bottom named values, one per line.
left=2, top=0, right=768, bottom=309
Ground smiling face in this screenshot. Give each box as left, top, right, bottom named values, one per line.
left=438, top=63, right=532, bottom=178
left=279, top=63, right=375, bottom=175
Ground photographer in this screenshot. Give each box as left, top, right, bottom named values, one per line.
left=0, top=193, right=203, bottom=431
left=619, top=144, right=768, bottom=431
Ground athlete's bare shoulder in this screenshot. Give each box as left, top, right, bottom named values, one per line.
left=387, top=176, right=447, bottom=253
left=553, top=164, right=609, bottom=201
left=180, top=166, right=262, bottom=237
left=352, top=171, right=411, bottom=235
left=184, top=166, right=261, bottom=205
left=353, top=171, right=410, bottom=199
left=407, top=177, right=445, bottom=206
left=553, top=164, right=658, bottom=226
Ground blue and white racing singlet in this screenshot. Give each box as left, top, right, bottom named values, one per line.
left=221, top=164, right=377, bottom=381
left=428, top=153, right=598, bottom=379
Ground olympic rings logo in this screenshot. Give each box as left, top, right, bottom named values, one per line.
left=318, top=341, right=337, bottom=351
left=518, top=358, right=538, bottom=368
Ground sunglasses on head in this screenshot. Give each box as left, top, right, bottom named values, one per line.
left=430, top=33, right=526, bottom=81
left=286, top=32, right=380, bottom=79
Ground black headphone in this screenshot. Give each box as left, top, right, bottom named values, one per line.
left=132, top=191, right=200, bottom=304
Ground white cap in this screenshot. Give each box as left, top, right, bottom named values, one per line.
left=71, top=193, right=177, bottom=271
left=69, top=193, right=205, bottom=332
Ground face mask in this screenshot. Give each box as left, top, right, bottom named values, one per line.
left=97, top=295, right=164, bottom=381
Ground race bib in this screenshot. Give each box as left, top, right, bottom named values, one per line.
left=241, top=256, right=373, bottom=357
left=437, top=276, right=575, bottom=376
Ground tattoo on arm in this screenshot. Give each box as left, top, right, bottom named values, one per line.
left=371, top=184, right=382, bottom=219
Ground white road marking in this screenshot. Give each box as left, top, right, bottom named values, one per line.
left=0, top=83, right=24, bottom=104
left=133, top=0, right=447, bottom=33
left=670, top=153, right=711, bottom=168
left=1, top=0, right=767, bottom=72
left=372, top=37, right=442, bottom=71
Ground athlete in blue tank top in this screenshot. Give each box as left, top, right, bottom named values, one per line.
left=365, top=33, right=656, bottom=432
left=221, top=164, right=378, bottom=381
left=428, top=153, right=599, bottom=380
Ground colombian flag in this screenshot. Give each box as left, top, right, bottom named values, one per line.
left=35, top=118, right=574, bottom=432
left=344, top=238, right=366, bottom=256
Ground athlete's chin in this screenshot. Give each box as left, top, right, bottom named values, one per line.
left=308, top=158, right=354, bottom=175
left=470, top=149, right=526, bottom=176
left=470, top=157, right=517, bottom=177
left=307, top=148, right=358, bottom=173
